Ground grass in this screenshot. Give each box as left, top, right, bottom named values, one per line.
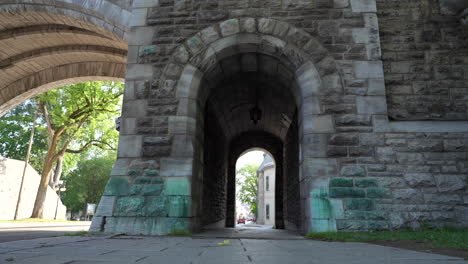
left=306, top=228, right=468, bottom=249
left=168, top=229, right=192, bottom=237
left=62, top=231, right=101, bottom=236
left=0, top=218, right=73, bottom=223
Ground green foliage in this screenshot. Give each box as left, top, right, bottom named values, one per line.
left=0, top=100, right=48, bottom=172
left=236, top=163, right=260, bottom=217
left=306, top=228, right=468, bottom=249
left=37, top=81, right=122, bottom=155
left=62, top=155, right=115, bottom=213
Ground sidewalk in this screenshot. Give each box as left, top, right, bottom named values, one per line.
left=0, top=234, right=466, bottom=264
left=0, top=221, right=91, bottom=243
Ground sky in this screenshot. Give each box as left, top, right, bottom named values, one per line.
left=235, top=150, right=265, bottom=169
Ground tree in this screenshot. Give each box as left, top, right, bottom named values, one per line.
left=236, top=163, right=260, bottom=217
left=0, top=100, right=48, bottom=172
left=62, top=155, right=115, bottom=215
left=31, top=81, right=123, bottom=218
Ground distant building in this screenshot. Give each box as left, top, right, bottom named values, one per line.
left=256, top=153, right=275, bottom=226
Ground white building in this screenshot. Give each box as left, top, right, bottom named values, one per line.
left=256, top=153, right=275, bottom=226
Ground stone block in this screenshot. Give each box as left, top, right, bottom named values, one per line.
left=356, top=96, right=387, bottom=114
left=340, top=165, right=366, bottom=177
left=129, top=159, right=159, bottom=170
left=165, top=177, right=191, bottom=195
left=296, top=62, right=322, bottom=97
left=329, top=187, right=365, bottom=198
left=186, top=35, right=204, bottom=55
left=336, top=114, right=372, bottom=126
left=146, top=197, right=168, bottom=216
left=366, top=188, right=390, bottom=198
left=130, top=184, right=164, bottom=196
left=355, top=178, right=378, bottom=188
left=403, top=173, right=435, bottom=187
left=353, top=61, right=384, bottom=79
left=199, top=26, right=220, bottom=44
left=220, top=19, right=240, bottom=37
left=167, top=196, right=191, bottom=217
left=103, top=177, right=130, bottom=196
left=345, top=211, right=386, bottom=220
left=434, top=175, right=466, bottom=192
left=168, top=116, right=196, bottom=135
left=95, top=196, right=116, bottom=217
left=329, top=133, right=358, bottom=145
left=393, top=189, right=423, bottom=203
left=258, top=18, right=276, bottom=34
left=115, top=197, right=145, bottom=216
left=117, top=135, right=142, bottom=158
left=127, top=26, right=155, bottom=45
left=301, top=134, right=328, bottom=158
left=122, top=99, right=147, bottom=117
left=130, top=8, right=147, bottom=27
left=302, top=158, right=338, bottom=177
left=111, top=159, right=131, bottom=176
left=330, top=178, right=353, bottom=187
left=240, top=17, right=256, bottom=33
left=160, top=158, right=193, bottom=177
left=367, top=79, right=386, bottom=95
left=133, top=0, right=159, bottom=8
left=344, top=198, right=375, bottom=211
left=350, top=0, right=377, bottom=13
left=302, top=115, right=334, bottom=134
left=150, top=217, right=191, bottom=235
left=424, top=194, right=462, bottom=204
left=337, top=220, right=367, bottom=230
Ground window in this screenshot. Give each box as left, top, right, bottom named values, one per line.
left=266, top=176, right=269, bottom=191
left=266, top=204, right=270, bottom=219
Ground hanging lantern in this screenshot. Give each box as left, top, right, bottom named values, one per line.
left=250, top=105, right=262, bottom=125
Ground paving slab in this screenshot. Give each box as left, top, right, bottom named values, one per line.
left=0, top=235, right=466, bottom=264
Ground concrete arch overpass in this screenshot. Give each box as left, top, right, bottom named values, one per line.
left=0, top=0, right=132, bottom=115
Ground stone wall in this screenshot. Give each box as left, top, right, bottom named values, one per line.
left=0, top=157, right=66, bottom=220
left=283, top=114, right=301, bottom=230
left=93, top=0, right=468, bottom=235
left=201, top=103, right=227, bottom=226
left=377, top=0, right=468, bottom=120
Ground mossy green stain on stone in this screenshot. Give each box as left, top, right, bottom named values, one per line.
left=165, top=177, right=190, bottom=195
left=144, top=170, right=159, bottom=176
left=139, top=45, right=159, bottom=57
left=151, top=217, right=190, bottom=235
left=366, top=188, right=390, bottom=198
left=146, top=196, right=168, bottom=216
left=151, top=177, right=163, bottom=184
left=128, top=169, right=142, bottom=176
left=134, top=177, right=152, bottom=184
left=130, top=184, right=164, bottom=196
left=329, top=187, right=365, bottom=198
left=115, top=197, right=145, bottom=216
left=310, top=188, right=338, bottom=232
left=355, top=178, right=378, bottom=188
left=103, top=177, right=130, bottom=196
left=344, top=198, right=374, bottom=211
left=330, top=178, right=353, bottom=187
left=168, top=196, right=191, bottom=217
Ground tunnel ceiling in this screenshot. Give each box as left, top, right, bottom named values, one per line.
left=203, top=53, right=297, bottom=141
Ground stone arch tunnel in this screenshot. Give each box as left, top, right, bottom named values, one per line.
left=0, top=0, right=467, bottom=235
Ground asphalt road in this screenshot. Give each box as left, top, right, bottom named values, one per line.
left=0, top=221, right=91, bottom=242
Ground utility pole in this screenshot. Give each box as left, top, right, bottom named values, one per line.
left=14, top=103, right=38, bottom=220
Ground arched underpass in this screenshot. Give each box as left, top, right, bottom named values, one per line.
left=194, top=52, right=304, bottom=234
left=0, top=0, right=129, bottom=116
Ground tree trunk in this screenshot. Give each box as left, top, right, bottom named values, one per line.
left=31, top=153, right=56, bottom=218
left=49, top=156, right=63, bottom=187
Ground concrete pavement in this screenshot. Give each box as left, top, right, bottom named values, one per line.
left=0, top=221, right=91, bottom=243
left=0, top=234, right=466, bottom=264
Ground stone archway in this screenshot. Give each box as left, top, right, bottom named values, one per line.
left=0, top=0, right=131, bottom=115
left=96, top=17, right=347, bottom=235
